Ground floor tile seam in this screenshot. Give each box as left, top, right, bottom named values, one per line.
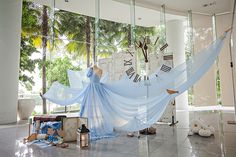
left=0, top=124, right=27, bottom=129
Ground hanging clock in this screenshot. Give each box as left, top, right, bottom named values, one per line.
left=123, top=36, right=169, bottom=82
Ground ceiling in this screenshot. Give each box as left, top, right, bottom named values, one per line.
left=31, top=0, right=185, bottom=27
left=31, top=0, right=232, bottom=27
left=116, top=0, right=232, bottom=15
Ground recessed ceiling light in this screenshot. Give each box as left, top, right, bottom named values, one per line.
left=202, top=1, right=216, bottom=7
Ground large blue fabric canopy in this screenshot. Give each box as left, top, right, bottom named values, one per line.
left=44, top=32, right=227, bottom=140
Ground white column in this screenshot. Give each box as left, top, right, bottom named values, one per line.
left=166, top=20, right=189, bottom=110
left=0, top=0, right=22, bottom=124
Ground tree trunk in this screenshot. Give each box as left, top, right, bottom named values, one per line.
left=128, top=25, right=132, bottom=47
left=42, top=6, right=48, bottom=114
left=85, top=16, right=91, bottom=67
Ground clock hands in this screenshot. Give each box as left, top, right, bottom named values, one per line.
left=137, top=40, right=148, bottom=63
left=136, top=35, right=169, bottom=63
left=154, top=36, right=159, bottom=45
left=143, top=43, right=148, bottom=63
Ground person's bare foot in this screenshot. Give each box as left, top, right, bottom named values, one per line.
left=24, top=133, right=37, bottom=142
left=166, top=89, right=179, bottom=95
left=127, top=132, right=134, bottom=137
left=56, top=143, right=69, bottom=148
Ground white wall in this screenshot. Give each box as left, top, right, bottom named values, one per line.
left=0, top=0, right=22, bottom=124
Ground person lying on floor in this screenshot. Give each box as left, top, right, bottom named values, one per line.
left=23, top=126, right=68, bottom=148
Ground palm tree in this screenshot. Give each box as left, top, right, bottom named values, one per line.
left=41, top=5, right=48, bottom=114
left=96, top=19, right=123, bottom=55
left=85, top=16, right=91, bottom=67
left=55, top=10, right=92, bottom=67
left=55, top=11, right=128, bottom=65
left=21, top=1, right=52, bottom=114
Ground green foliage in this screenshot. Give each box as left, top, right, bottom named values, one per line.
left=55, top=11, right=158, bottom=58
left=20, top=1, right=41, bottom=90
left=216, top=70, right=222, bottom=105
left=97, top=19, right=123, bottom=55
left=21, top=1, right=41, bottom=35
left=20, top=36, right=40, bottom=90
left=54, top=10, right=89, bottom=58
left=46, top=57, right=81, bottom=87
left=20, top=1, right=160, bottom=93
left=97, top=20, right=157, bottom=58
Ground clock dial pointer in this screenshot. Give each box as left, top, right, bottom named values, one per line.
left=154, top=36, right=159, bottom=45
left=143, top=43, right=148, bottom=62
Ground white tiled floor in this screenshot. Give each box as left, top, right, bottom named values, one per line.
left=0, top=110, right=236, bottom=157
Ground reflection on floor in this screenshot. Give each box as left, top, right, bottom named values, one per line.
left=0, top=111, right=236, bottom=157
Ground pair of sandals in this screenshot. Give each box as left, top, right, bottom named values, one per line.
left=139, top=127, right=156, bottom=135
left=52, top=143, right=69, bottom=148
left=127, top=127, right=156, bottom=137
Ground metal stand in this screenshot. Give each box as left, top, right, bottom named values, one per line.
left=169, top=114, right=179, bottom=126
left=168, top=102, right=178, bottom=126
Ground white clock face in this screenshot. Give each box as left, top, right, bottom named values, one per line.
left=123, top=39, right=169, bottom=83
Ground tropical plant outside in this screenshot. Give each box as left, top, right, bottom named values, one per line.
left=20, top=1, right=162, bottom=114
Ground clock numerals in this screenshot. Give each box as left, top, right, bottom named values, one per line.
left=126, top=67, right=141, bottom=82
left=144, top=76, right=149, bottom=80
left=126, top=67, right=135, bottom=79
left=124, top=59, right=132, bottom=66
left=160, top=43, right=168, bottom=52
left=133, top=74, right=141, bottom=82
left=160, top=64, right=171, bottom=72
left=163, top=55, right=173, bottom=60
left=127, top=49, right=134, bottom=57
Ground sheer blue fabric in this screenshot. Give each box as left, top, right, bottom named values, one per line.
left=44, top=33, right=227, bottom=140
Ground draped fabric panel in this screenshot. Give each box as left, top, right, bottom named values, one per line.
left=44, top=33, right=227, bottom=139
left=192, top=14, right=216, bottom=106
left=216, top=14, right=234, bottom=106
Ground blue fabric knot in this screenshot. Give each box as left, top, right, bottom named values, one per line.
left=87, top=68, right=93, bottom=78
